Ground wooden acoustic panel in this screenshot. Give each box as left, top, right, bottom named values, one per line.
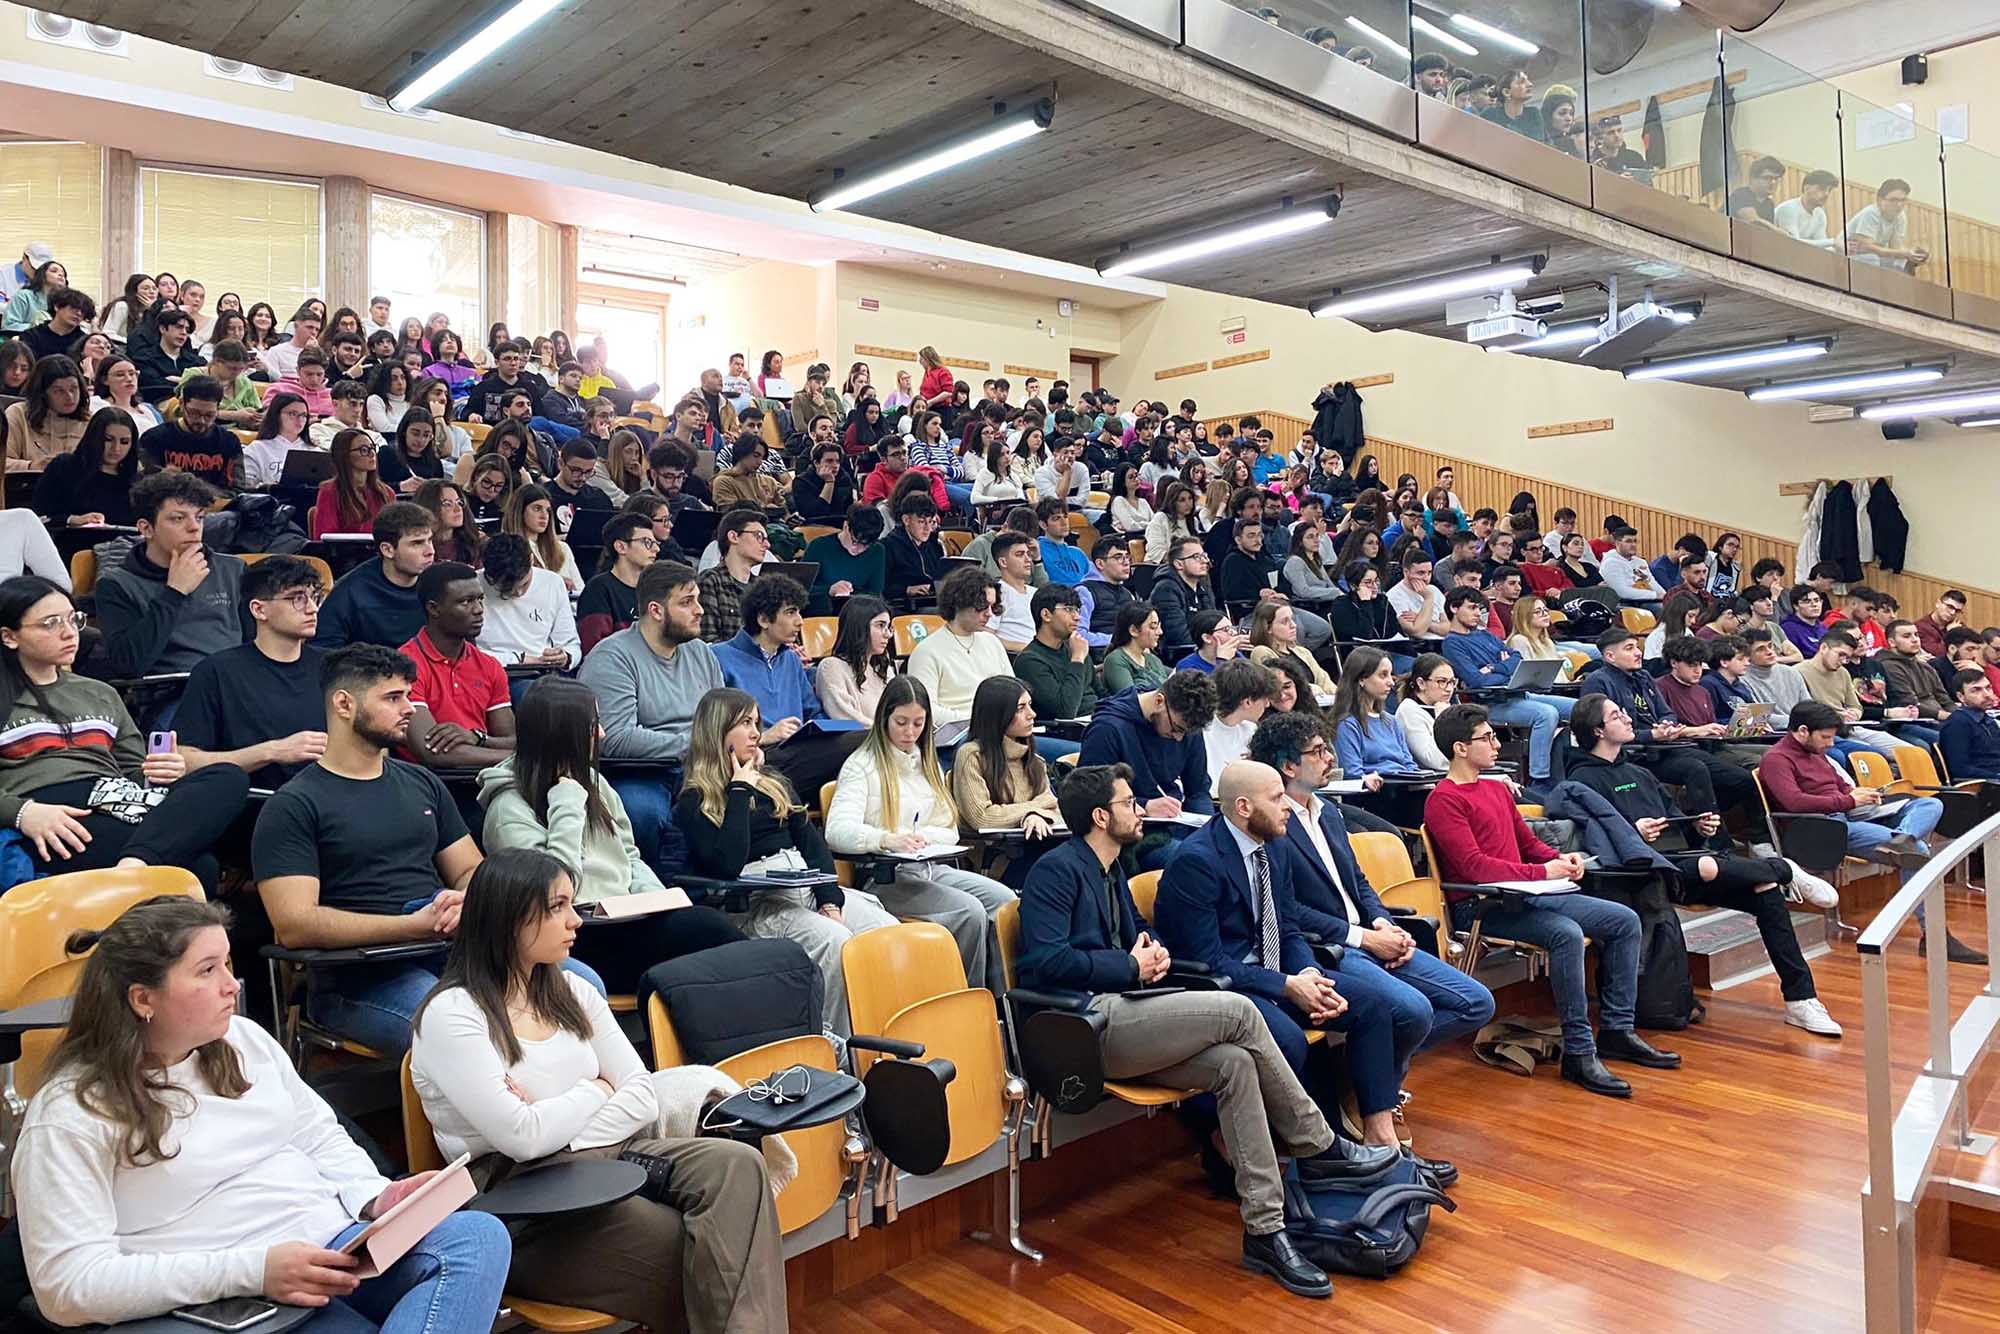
left=1154, top=361, right=1208, bottom=380
left=1527, top=418, right=1614, bottom=439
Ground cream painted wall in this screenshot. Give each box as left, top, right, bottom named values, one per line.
left=1115, top=282, right=1995, bottom=584
left=665, top=259, right=825, bottom=395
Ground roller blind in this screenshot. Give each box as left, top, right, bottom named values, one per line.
left=371, top=193, right=483, bottom=341
left=0, top=142, right=103, bottom=299
left=507, top=215, right=561, bottom=341
left=140, top=166, right=321, bottom=316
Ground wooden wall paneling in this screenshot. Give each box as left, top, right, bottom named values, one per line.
left=1349, top=373, right=1395, bottom=388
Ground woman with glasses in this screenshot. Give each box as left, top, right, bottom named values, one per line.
left=409, top=848, right=787, bottom=1333
left=414, top=478, right=483, bottom=565
left=0, top=576, right=247, bottom=888
left=1396, top=652, right=1459, bottom=771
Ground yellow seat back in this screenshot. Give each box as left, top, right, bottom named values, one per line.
left=1620, top=606, right=1657, bottom=635
left=800, top=615, right=839, bottom=660
left=1128, top=869, right=1162, bottom=922
left=893, top=613, right=945, bottom=657
left=68, top=550, right=97, bottom=600
left=1351, top=831, right=1444, bottom=920
left=1896, top=744, right=1948, bottom=789
left=841, top=922, right=967, bottom=1076
left=938, top=530, right=976, bottom=556
left=1848, top=749, right=1899, bottom=794
left=995, top=899, right=1024, bottom=990
left=0, top=868, right=204, bottom=1097
left=819, top=780, right=858, bottom=887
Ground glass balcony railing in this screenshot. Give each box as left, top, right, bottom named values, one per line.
left=1944, top=137, right=2000, bottom=326
left=1721, top=34, right=1849, bottom=282
left=1838, top=86, right=1950, bottom=313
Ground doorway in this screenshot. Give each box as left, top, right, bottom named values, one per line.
left=1068, top=356, right=1099, bottom=392
left=576, top=286, right=669, bottom=396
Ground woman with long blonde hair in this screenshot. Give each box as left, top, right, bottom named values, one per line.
left=824, top=676, right=1015, bottom=992
left=1506, top=593, right=1577, bottom=681
left=503, top=482, right=581, bottom=593
left=673, top=687, right=896, bottom=1035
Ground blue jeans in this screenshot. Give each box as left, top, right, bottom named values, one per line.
left=1845, top=796, right=1944, bottom=923
left=943, top=482, right=974, bottom=514
left=1335, top=946, right=1495, bottom=1069
left=312, top=1212, right=510, bottom=1334
left=609, top=761, right=687, bottom=878
left=1893, top=723, right=1943, bottom=752
left=1484, top=693, right=1570, bottom=781
left=1469, top=891, right=1642, bottom=1056
left=1033, top=735, right=1081, bottom=763
left=530, top=414, right=581, bottom=444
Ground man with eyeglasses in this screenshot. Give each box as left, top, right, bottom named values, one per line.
left=578, top=512, right=659, bottom=657
left=698, top=506, right=770, bottom=642
left=179, top=555, right=330, bottom=790
left=1153, top=536, right=1217, bottom=651
left=1077, top=535, right=1137, bottom=648
left=1423, top=704, right=1671, bottom=1098
left=883, top=492, right=946, bottom=605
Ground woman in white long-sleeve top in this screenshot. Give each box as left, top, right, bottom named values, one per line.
left=813, top=595, right=896, bottom=723
left=410, top=848, right=788, bottom=1334
left=13, top=896, right=510, bottom=1331
left=825, top=676, right=1017, bottom=993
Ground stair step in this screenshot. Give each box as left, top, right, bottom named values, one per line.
left=1678, top=904, right=1830, bottom=991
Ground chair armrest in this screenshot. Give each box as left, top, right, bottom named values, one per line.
left=1006, top=986, right=1094, bottom=1013
left=1163, top=961, right=1228, bottom=991
left=848, top=1034, right=925, bottom=1060
left=259, top=942, right=446, bottom=966
left=1310, top=941, right=1347, bottom=971
left=1391, top=914, right=1441, bottom=958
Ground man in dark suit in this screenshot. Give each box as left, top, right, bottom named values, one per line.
left=1018, top=762, right=1354, bottom=1300
left=1249, top=712, right=1495, bottom=1136
left=1154, top=759, right=1417, bottom=1160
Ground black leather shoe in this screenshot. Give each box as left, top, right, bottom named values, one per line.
left=1597, top=1029, right=1682, bottom=1069
left=1560, top=1053, right=1632, bottom=1098
left=1243, top=1229, right=1332, bottom=1299
left=1296, top=1140, right=1397, bottom=1185
left=1919, top=932, right=1990, bottom=965
left=1412, top=1153, right=1458, bottom=1189
left=1197, top=1137, right=1239, bottom=1202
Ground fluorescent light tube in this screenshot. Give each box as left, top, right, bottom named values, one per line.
left=1490, top=320, right=1601, bottom=352
left=1342, top=16, right=1410, bottom=62
left=1746, top=365, right=1946, bottom=402
left=812, top=102, right=1053, bottom=213
left=1860, top=389, right=2000, bottom=420
left=1624, top=340, right=1831, bottom=381
left=1449, top=13, right=1538, bottom=56
left=1956, top=415, right=2000, bottom=428
left=390, top=0, right=561, bottom=112
left=1099, top=199, right=1338, bottom=278
left=1410, top=15, right=1477, bottom=56
left=1313, top=257, right=1545, bottom=320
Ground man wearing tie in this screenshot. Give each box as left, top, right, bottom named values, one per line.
left=1154, top=761, right=1419, bottom=1165
left=1249, top=712, right=1495, bottom=1157
left=1018, top=762, right=1361, bottom=1300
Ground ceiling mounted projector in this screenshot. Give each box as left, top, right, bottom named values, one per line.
left=1577, top=295, right=1699, bottom=365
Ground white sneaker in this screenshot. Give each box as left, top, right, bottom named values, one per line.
left=1750, top=841, right=1780, bottom=861
left=1784, top=998, right=1842, bottom=1037
left=1784, top=861, right=1841, bottom=910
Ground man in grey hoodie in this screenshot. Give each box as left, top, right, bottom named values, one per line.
left=94, top=470, right=244, bottom=694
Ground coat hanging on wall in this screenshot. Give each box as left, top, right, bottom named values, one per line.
left=1795, top=480, right=1828, bottom=578
left=1866, top=478, right=1909, bottom=573
left=1819, top=480, right=1862, bottom=583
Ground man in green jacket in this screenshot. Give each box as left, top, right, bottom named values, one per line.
left=1014, top=584, right=1099, bottom=723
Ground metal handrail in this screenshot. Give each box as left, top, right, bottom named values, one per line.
left=1858, top=808, right=2000, bottom=1332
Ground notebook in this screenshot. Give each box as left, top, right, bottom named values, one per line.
left=339, top=1153, right=475, bottom=1278
left=586, top=887, right=693, bottom=918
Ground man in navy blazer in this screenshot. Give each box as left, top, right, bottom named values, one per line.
left=1017, top=760, right=1353, bottom=1300
left=1155, top=760, right=1406, bottom=1153
left=1250, top=712, right=1495, bottom=1130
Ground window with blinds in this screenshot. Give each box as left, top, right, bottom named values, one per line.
left=371, top=193, right=483, bottom=342
left=0, top=141, right=103, bottom=299
left=140, top=166, right=322, bottom=316
left=507, top=215, right=561, bottom=342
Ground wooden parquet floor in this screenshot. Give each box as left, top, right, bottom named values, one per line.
left=794, top=892, right=2000, bottom=1332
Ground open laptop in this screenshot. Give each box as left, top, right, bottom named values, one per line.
left=564, top=507, right=613, bottom=551
left=761, top=561, right=819, bottom=589
left=276, top=450, right=336, bottom=487
left=1501, top=657, right=1563, bottom=691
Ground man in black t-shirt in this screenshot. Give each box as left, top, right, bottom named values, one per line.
left=577, top=511, right=655, bottom=657
left=251, top=644, right=481, bottom=1054
left=545, top=437, right=611, bottom=537
left=180, top=555, right=329, bottom=790
left=138, top=375, right=241, bottom=489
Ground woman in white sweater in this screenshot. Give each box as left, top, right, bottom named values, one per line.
left=826, top=676, right=1017, bottom=992
left=1144, top=481, right=1204, bottom=564
left=1394, top=651, right=1458, bottom=771
left=410, top=848, right=787, bottom=1333
left=15, top=897, right=509, bottom=1329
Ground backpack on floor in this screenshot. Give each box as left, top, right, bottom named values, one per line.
left=1281, top=1150, right=1455, bottom=1278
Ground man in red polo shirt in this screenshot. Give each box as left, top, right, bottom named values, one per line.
left=398, top=560, right=517, bottom=771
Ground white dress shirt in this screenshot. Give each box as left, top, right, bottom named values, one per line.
left=1287, top=793, right=1369, bottom=947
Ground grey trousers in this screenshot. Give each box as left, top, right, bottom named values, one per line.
left=742, top=885, right=899, bottom=1037
left=1091, top=989, right=1335, bottom=1234
left=877, top=862, right=1017, bottom=994
left=486, top=1137, right=788, bottom=1333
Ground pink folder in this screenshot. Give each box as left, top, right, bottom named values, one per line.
left=340, top=1152, right=477, bottom=1278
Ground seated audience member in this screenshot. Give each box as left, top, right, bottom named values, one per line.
left=1780, top=585, right=1831, bottom=657
left=816, top=595, right=896, bottom=723
left=88, top=353, right=163, bottom=435
left=907, top=566, right=1014, bottom=725
left=1566, top=693, right=1841, bottom=1035
left=0, top=508, right=69, bottom=585
left=1941, top=669, right=2000, bottom=781
left=1036, top=496, right=1091, bottom=587
left=1077, top=536, right=1138, bottom=646
left=1395, top=652, right=1459, bottom=771
left=675, top=687, right=896, bottom=1035
left=95, top=469, right=245, bottom=682
left=858, top=435, right=913, bottom=506
left=710, top=433, right=785, bottom=512
left=1776, top=562, right=1839, bottom=622
left=0, top=574, right=248, bottom=886
left=1331, top=559, right=1398, bottom=642
left=312, top=380, right=383, bottom=456
left=311, top=428, right=397, bottom=539
left=397, top=560, right=518, bottom=772
left=1596, top=526, right=1663, bottom=608
left=1332, top=643, right=1428, bottom=819
left=1201, top=658, right=1278, bottom=784
left=241, top=393, right=315, bottom=490
left=1936, top=625, right=1989, bottom=695
left=479, top=680, right=742, bottom=991
left=1699, top=633, right=1763, bottom=725
left=408, top=848, right=781, bottom=1330
left=1218, top=516, right=1281, bottom=608
left=695, top=506, right=768, bottom=642
left=1102, top=601, right=1171, bottom=694
left=1440, top=587, right=1570, bottom=788
left=138, top=374, right=241, bottom=488
left=1079, top=669, right=1219, bottom=872
left=1246, top=598, right=1335, bottom=696
left=964, top=506, right=1045, bottom=587
left=577, top=560, right=722, bottom=873
left=17, top=285, right=93, bottom=362
left=14, top=896, right=509, bottom=1331
left=1775, top=169, right=1843, bottom=248
left=34, top=405, right=137, bottom=528
left=793, top=440, right=856, bottom=522
left=803, top=503, right=887, bottom=613
left=1798, top=627, right=1925, bottom=755
left=1254, top=706, right=1494, bottom=1087
left=1015, top=583, right=1100, bottom=723
left=465, top=339, right=546, bottom=422
left=1654, top=634, right=1724, bottom=726
left=988, top=529, right=1039, bottom=649
left=264, top=346, right=335, bottom=418
left=827, top=677, right=1017, bottom=990
left=576, top=512, right=656, bottom=656
left=252, top=644, right=500, bottom=1052
left=1846, top=176, right=1929, bottom=271
left=953, top=676, right=1064, bottom=888
left=1018, top=762, right=1348, bottom=1299
left=1881, top=616, right=1954, bottom=730
left=1759, top=700, right=1980, bottom=963
left=1583, top=626, right=1761, bottom=815
left=1152, top=536, right=1218, bottom=650
left=506, top=483, right=583, bottom=594
left=1031, top=437, right=1091, bottom=509
left=315, top=501, right=435, bottom=649
left=1388, top=550, right=1449, bottom=644
left=377, top=404, right=445, bottom=492
left=716, top=572, right=858, bottom=787
left=1424, top=704, right=1670, bottom=1095
left=6, top=353, right=89, bottom=471
left=884, top=492, right=949, bottom=605
left=1177, top=608, right=1247, bottom=675
left=178, top=556, right=328, bottom=790
left=475, top=534, right=579, bottom=671
left=134, top=308, right=204, bottom=403
left=1916, top=590, right=1968, bottom=660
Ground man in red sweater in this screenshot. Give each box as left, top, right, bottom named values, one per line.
left=1423, top=704, right=1675, bottom=1097
left=1758, top=700, right=1983, bottom=963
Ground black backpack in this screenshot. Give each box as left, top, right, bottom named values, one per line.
left=1282, top=1150, right=1455, bottom=1278
left=1557, top=591, right=1615, bottom=640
